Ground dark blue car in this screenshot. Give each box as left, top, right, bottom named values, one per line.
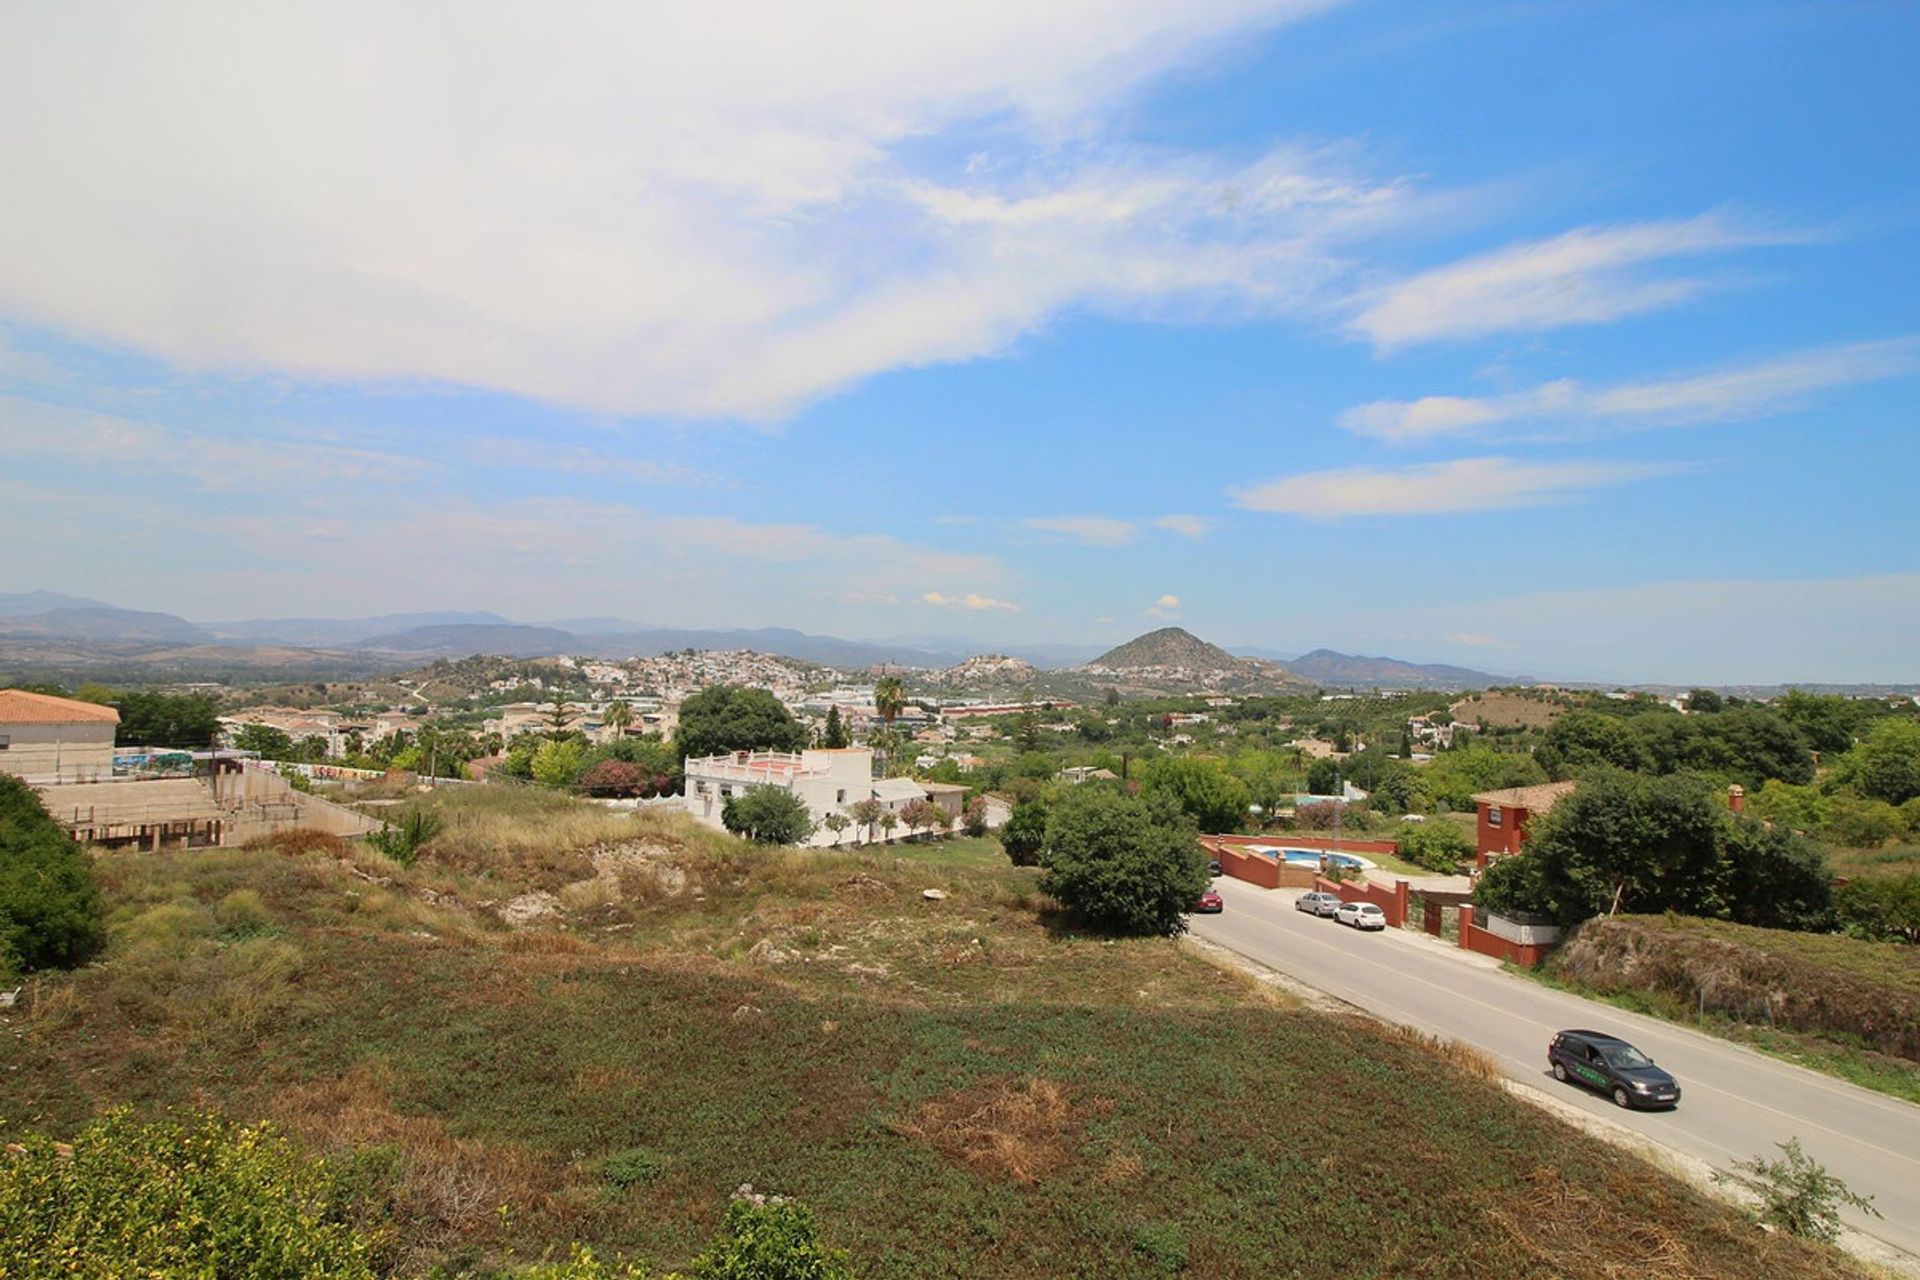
left=1549, top=1029, right=1681, bottom=1109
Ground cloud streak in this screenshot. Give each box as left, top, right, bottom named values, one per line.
left=1232, top=456, right=1674, bottom=517
left=1349, top=215, right=1804, bottom=350
left=1342, top=337, right=1920, bottom=442
left=1020, top=515, right=1139, bottom=546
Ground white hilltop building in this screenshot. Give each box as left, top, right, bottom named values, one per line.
left=681, top=747, right=953, bottom=847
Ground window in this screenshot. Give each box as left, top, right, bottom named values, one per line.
left=836, top=788, right=846, bottom=804
left=0, top=734, right=9, bottom=750
left=1487, top=806, right=1502, bottom=827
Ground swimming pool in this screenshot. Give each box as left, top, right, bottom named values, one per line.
left=1250, top=846, right=1374, bottom=872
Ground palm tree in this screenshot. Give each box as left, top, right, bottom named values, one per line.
left=602, top=700, right=633, bottom=739
left=872, top=676, right=907, bottom=775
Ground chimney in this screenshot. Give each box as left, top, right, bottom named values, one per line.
left=1728, top=784, right=1745, bottom=813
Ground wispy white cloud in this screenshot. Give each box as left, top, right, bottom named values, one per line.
left=1144, top=592, right=1182, bottom=619
left=1020, top=515, right=1138, bottom=546
left=922, top=590, right=1020, bottom=612
left=1232, top=456, right=1674, bottom=517
left=1342, top=337, right=1920, bottom=442
left=1349, top=215, right=1804, bottom=350
left=0, top=395, right=437, bottom=489
left=0, top=3, right=1381, bottom=421
left=470, top=437, right=717, bottom=486
left=1153, top=514, right=1211, bottom=537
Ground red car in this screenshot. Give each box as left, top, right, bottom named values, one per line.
left=1194, top=888, right=1224, bottom=914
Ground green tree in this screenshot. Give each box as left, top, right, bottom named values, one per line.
left=1040, top=786, right=1207, bottom=936
left=231, top=722, right=296, bottom=759
left=676, top=686, right=809, bottom=763
left=111, top=691, right=219, bottom=748
left=822, top=812, right=851, bottom=845
left=1684, top=688, right=1725, bottom=713
left=532, top=737, right=587, bottom=786
left=1538, top=711, right=1653, bottom=776
left=1420, top=746, right=1548, bottom=811
left=1523, top=770, right=1726, bottom=924
left=546, top=692, right=576, bottom=740
left=999, top=797, right=1048, bottom=866
left=0, top=775, right=105, bottom=976
left=601, top=700, right=633, bottom=738
left=1847, top=718, right=1920, bottom=805
left=1776, top=689, right=1867, bottom=756
left=1473, top=849, right=1552, bottom=919
left=820, top=704, right=849, bottom=749
left=1718, top=817, right=1833, bottom=931
left=721, top=785, right=816, bottom=845
left=962, top=795, right=989, bottom=837
left=1140, top=755, right=1250, bottom=833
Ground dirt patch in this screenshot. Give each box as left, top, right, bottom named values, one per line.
left=1451, top=690, right=1566, bottom=730
left=893, top=1077, right=1083, bottom=1185
left=1487, top=1165, right=1703, bottom=1279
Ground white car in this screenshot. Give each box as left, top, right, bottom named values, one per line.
left=1334, top=902, right=1387, bottom=931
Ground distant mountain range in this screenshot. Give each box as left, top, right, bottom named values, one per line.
left=0, top=588, right=1653, bottom=692
left=1245, top=647, right=1515, bottom=690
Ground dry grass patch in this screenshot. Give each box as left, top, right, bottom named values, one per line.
left=894, top=1077, right=1085, bottom=1186
left=270, top=1062, right=566, bottom=1264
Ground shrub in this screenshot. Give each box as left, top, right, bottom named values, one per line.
left=368, top=809, right=444, bottom=867
left=720, top=786, right=815, bottom=846
left=999, top=798, right=1047, bottom=867
left=0, top=1108, right=385, bottom=1278
left=1130, top=1221, right=1188, bottom=1274
left=215, top=887, right=273, bottom=937
left=962, top=795, right=989, bottom=838
left=579, top=759, right=649, bottom=798
left=1836, top=873, right=1920, bottom=944
left=1713, top=1138, right=1881, bottom=1242
left=687, top=1197, right=855, bottom=1280
left=0, top=774, right=105, bottom=975
left=1395, top=820, right=1473, bottom=872
left=601, top=1147, right=665, bottom=1190
left=533, top=738, right=588, bottom=787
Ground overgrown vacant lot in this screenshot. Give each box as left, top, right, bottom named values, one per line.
left=1, top=788, right=1867, bottom=1279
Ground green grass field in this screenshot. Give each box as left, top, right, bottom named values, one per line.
left=1, top=787, right=1868, bottom=1279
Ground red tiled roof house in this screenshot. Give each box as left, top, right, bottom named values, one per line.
left=1470, top=781, right=1577, bottom=869
left=0, top=689, right=121, bottom=785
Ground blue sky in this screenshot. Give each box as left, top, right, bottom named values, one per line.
left=2, top=1, right=1917, bottom=683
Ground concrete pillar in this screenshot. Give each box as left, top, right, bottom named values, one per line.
left=1458, top=905, right=1474, bottom=949
left=1728, top=784, right=1745, bottom=813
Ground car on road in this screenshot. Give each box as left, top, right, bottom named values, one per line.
left=1296, top=891, right=1343, bottom=917
left=1194, top=888, right=1224, bottom=914
left=1334, top=902, right=1386, bottom=930
left=1207, top=859, right=1222, bottom=877
left=1548, top=1029, right=1681, bottom=1109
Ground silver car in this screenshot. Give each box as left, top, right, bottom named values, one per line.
left=1296, top=891, right=1343, bottom=917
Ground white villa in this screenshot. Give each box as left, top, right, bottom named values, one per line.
left=681, top=747, right=946, bottom=847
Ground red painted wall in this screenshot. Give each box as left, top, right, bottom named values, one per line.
left=1457, top=906, right=1550, bottom=967
left=1313, top=874, right=1410, bottom=928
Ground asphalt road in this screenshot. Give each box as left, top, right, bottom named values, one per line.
left=1190, top=876, right=1920, bottom=1260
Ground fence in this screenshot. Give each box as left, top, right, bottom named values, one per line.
left=1313, top=873, right=1410, bottom=928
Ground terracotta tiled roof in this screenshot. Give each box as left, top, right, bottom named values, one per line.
left=1470, top=781, right=1576, bottom=813
left=0, top=689, right=121, bottom=725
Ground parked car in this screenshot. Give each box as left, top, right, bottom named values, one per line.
left=1194, top=888, right=1224, bottom=914
left=1207, top=859, right=1223, bottom=877
left=1548, top=1030, right=1681, bottom=1109
left=1296, top=891, right=1343, bottom=916
left=1334, top=902, right=1386, bottom=931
